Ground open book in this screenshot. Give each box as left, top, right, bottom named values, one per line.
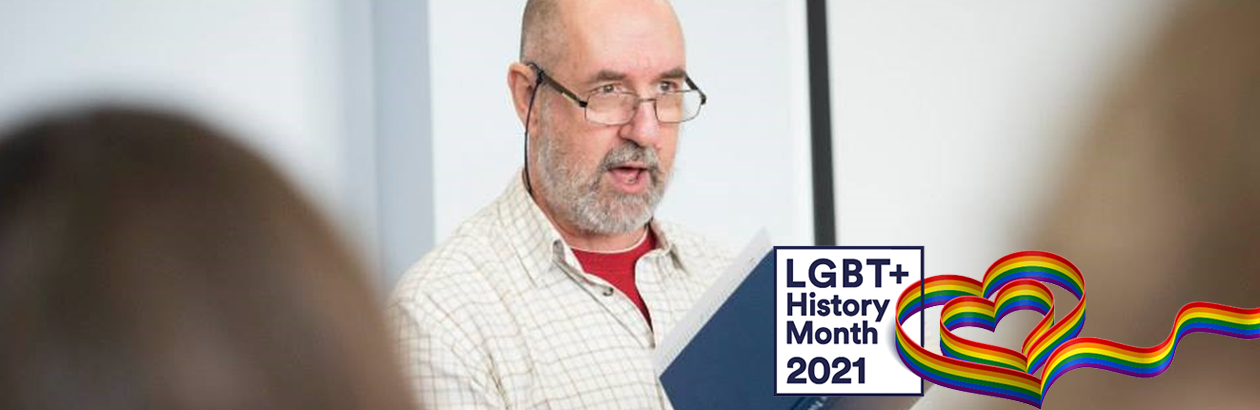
left=655, top=230, right=830, bottom=410
left=654, top=232, right=923, bottom=410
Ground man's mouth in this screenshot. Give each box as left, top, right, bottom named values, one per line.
left=607, top=163, right=650, bottom=193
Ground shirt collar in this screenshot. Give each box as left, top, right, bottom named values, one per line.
left=495, top=171, right=688, bottom=287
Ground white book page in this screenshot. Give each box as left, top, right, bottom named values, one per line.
left=653, top=228, right=772, bottom=375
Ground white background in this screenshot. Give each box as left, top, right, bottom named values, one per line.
left=0, top=0, right=385, bottom=279
left=0, top=1, right=1193, bottom=408
left=0, top=0, right=1183, bottom=287
left=776, top=248, right=924, bottom=395
left=825, top=1, right=1184, bottom=408
left=427, top=1, right=815, bottom=252
left=0, top=0, right=819, bottom=288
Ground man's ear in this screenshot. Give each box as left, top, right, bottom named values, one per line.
left=507, top=62, right=539, bottom=129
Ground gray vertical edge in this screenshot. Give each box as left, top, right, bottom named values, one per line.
left=373, top=0, right=435, bottom=289
left=339, top=1, right=383, bottom=287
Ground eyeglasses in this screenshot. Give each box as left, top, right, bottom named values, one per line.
left=527, top=63, right=708, bottom=125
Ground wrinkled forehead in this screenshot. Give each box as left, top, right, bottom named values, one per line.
left=556, top=0, right=686, bottom=84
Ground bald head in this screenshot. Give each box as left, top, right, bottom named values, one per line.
left=519, top=0, right=682, bottom=69
left=519, top=0, right=562, bottom=67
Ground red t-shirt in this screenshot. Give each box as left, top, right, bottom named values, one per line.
left=571, top=231, right=657, bottom=326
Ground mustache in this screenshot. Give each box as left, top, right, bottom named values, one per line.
left=598, top=143, right=661, bottom=173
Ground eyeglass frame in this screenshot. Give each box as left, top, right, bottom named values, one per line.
left=524, top=62, right=708, bottom=125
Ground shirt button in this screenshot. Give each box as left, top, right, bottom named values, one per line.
left=602, top=287, right=615, bottom=296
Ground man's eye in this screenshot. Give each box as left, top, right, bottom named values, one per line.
left=659, top=81, right=679, bottom=92
left=597, top=84, right=616, bottom=94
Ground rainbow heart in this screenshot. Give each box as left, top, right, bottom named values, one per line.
left=893, top=251, right=1260, bottom=407
left=941, top=278, right=1062, bottom=374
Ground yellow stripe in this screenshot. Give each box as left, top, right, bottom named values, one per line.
left=996, top=289, right=1052, bottom=303
left=1028, top=302, right=1087, bottom=358
left=901, top=336, right=1039, bottom=390
left=989, top=260, right=1082, bottom=285
left=992, top=256, right=1081, bottom=277
left=941, top=333, right=1026, bottom=370
left=1183, top=308, right=1260, bottom=324
left=1045, top=344, right=1172, bottom=368
left=926, top=284, right=983, bottom=294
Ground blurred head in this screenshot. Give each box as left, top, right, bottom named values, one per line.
left=982, top=2, right=1260, bottom=410
left=511, top=0, right=687, bottom=235
left=1038, top=0, right=1260, bottom=313
left=0, top=107, right=414, bottom=410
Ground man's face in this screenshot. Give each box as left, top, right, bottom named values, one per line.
left=531, top=0, right=686, bottom=235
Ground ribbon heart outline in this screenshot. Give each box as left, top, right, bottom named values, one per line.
left=893, top=251, right=1260, bottom=407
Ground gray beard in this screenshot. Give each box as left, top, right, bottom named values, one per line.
left=533, top=132, right=670, bottom=235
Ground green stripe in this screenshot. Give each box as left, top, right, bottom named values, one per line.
left=901, top=345, right=1040, bottom=400
left=941, top=341, right=1025, bottom=372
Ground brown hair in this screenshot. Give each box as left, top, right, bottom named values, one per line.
left=1037, top=0, right=1260, bottom=330
left=0, top=107, right=415, bottom=410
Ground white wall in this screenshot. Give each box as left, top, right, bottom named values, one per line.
left=0, top=0, right=1189, bottom=330
left=0, top=1, right=344, bottom=209
left=824, top=1, right=1182, bottom=408
left=0, top=0, right=384, bottom=277
left=427, top=0, right=815, bottom=252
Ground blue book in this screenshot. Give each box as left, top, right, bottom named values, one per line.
left=655, top=233, right=922, bottom=410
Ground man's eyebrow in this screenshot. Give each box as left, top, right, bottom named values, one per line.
left=587, top=70, right=627, bottom=84
left=658, top=67, right=688, bottom=80
left=583, top=68, right=689, bottom=85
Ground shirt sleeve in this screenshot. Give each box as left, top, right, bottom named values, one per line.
left=389, top=294, right=505, bottom=410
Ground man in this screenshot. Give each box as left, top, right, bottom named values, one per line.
left=389, top=0, right=730, bottom=408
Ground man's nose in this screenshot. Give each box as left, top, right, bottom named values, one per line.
left=618, top=99, right=662, bottom=148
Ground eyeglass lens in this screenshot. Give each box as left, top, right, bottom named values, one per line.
left=584, top=91, right=703, bottom=125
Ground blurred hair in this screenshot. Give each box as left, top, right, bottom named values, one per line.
left=0, top=107, right=415, bottom=410
left=981, top=1, right=1260, bottom=409
left=1040, top=0, right=1260, bottom=308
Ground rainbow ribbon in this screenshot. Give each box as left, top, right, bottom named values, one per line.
left=894, top=250, right=1260, bottom=407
